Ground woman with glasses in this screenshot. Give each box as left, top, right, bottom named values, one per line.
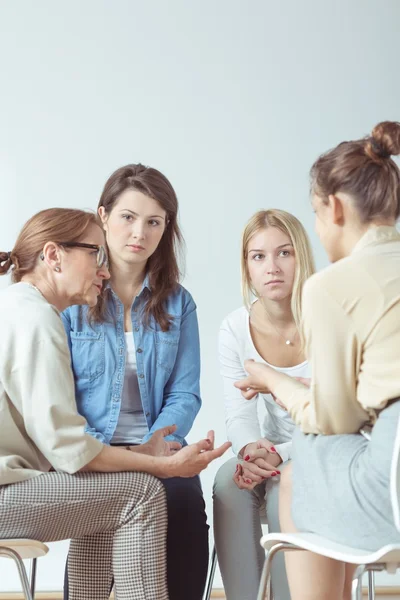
left=0, top=207, right=230, bottom=600
left=62, top=164, right=209, bottom=600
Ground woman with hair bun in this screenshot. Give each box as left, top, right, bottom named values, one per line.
left=236, top=121, right=400, bottom=600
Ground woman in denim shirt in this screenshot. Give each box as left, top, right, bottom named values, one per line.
left=62, top=164, right=208, bottom=600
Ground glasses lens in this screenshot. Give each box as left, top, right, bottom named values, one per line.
left=97, top=246, right=108, bottom=268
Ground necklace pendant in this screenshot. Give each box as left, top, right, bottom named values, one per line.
left=285, top=340, right=291, bottom=345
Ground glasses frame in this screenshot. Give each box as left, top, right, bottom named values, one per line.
left=40, top=242, right=108, bottom=269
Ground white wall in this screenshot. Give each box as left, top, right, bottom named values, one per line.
left=1, top=0, right=400, bottom=591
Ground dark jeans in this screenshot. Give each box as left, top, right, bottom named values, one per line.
left=63, top=475, right=209, bottom=600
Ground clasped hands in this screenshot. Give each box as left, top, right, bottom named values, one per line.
left=233, top=438, right=282, bottom=490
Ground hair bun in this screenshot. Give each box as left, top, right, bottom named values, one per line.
left=0, top=251, right=13, bottom=275
left=368, top=121, right=400, bottom=160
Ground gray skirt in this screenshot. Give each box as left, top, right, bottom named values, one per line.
left=291, top=400, right=400, bottom=551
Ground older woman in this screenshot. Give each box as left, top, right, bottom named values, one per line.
left=0, top=207, right=230, bottom=600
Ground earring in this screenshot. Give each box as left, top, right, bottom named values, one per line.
left=54, top=266, right=61, bottom=272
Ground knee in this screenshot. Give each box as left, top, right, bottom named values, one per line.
left=164, top=477, right=206, bottom=522
left=119, top=471, right=166, bottom=507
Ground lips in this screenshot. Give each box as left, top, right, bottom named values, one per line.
left=127, top=244, right=145, bottom=251
left=94, top=283, right=103, bottom=292
left=266, top=280, right=284, bottom=285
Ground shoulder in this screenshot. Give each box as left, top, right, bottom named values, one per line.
left=0, top=284, right=67, bottom=359
left=164, top=284, right=197, bottom=316
left=220, top=306, right=248, bottom=337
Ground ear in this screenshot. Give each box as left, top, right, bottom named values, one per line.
left=327, top=194, right=345, bottom=226
left=41, top=242, right=62, bottom=271
left=98, top=207, right=108, bottom=229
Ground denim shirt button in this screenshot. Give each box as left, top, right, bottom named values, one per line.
left=146, top=412, right=150, bottom=417
left=134, top=327, right=139, bottom=332
left=137, top=348, right=143, bottom=353
left=138, top=373, right=144, bottom=379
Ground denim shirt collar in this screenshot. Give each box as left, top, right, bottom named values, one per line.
left=104, top=273, right=151, bottom=300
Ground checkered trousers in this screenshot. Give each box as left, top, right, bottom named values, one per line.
left=0, top=470, right=168, bottom=600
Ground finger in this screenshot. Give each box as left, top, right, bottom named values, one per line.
left=167, top=442, right=182, bottom=452
left=203, top=442, right=232, bottom=461
left=241, top=388, right=258, bottom=400
left=243, top=460, right=280, bottom=478
left=234, top=377, right=253, bottom=391
left=207, top=430, right=215, bottom=448
left=241, top=467, right=263, bottom=484
left=244, top=448, right=268, bottom=462
left=257, top=439, right=278, bottom=454
left=158, top=424, right=178, bottom=438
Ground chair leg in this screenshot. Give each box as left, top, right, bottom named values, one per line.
left=30, top=558, right=37, bottom=598
left=367, top=571, right=375, bottom=600
left=0, top=548, right=33, bottom=600
left=257, top=543, right=296, bottom=600
left=203, top=545, right=217, bottom=600
left=351, top=565, right=366, bottom=600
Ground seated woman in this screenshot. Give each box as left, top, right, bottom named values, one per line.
left=0, top=207, right=230, bottom=600
left=62, top=164, right=208, bottom=600
left=235, top=120, right=400, bottom=600
left=213, top=209, right=315, bottom=600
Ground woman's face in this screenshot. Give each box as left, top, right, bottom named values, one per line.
left=247, top=227, right=296, bottom=302
left=60, top=223, right=110, bottom=307
left=99, top=189, right=167, bottom=268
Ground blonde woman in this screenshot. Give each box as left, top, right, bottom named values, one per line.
left=213, top=209, right=315, bottom=600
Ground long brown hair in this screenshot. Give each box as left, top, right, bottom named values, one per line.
left=89, top=164, right=184, bottom=331
left=310, top=121, right=400, bottom=222
left=0, top=208, right=100, bottom=281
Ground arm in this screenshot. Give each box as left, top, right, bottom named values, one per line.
left=219, top=318, right=261, bottom=455
left=142, top=294, right=201, bottom=444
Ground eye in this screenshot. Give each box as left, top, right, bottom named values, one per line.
left=251, top=253, right=264, bottom=261
left=122, top=214, right=133, bottom=221
left=149, top=219, right=161, bottom=227
left=279, top=250, right=291, bottom=257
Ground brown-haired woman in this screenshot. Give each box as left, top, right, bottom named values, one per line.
left=0, top=208, right=230, bottom=600
left=236, top=121, right=400, bottom=599
left=61, top=165, right=209, bottom=600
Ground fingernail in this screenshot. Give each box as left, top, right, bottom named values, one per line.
left=244, top=455, right=250, bottom=461
left=206, top=439, right=211, bottom=443
left=276, top=470, right=281, bottom=475
left=235, top=464, right=239, bottom=472
left=245, top=478, right=252, bottom=484
left=271, top=471, right=278, bottom=476
left=270, top=446, right=277, bottom=453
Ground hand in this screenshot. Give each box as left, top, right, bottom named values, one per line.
left=134, top=425, right=182, bottom=457
left=233, top=439, right=282, bottom=490
left=165, top=430, right=231, bottom=478
left=234, top=359, right=275, bottom=400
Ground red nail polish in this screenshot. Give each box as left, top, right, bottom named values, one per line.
left=244, top=455, right=250, bottom=461
left=270, top=446, right=277, bottom=453
left=245, top=478, right=252, bottom=484
left=271, top=471, right=277, bottom=476
left=276, top=470, right=281, bottom=475
left=235, top=464, right=239, bottom=472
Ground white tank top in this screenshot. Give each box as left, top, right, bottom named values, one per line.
left=111, top=333, right=149, bottom=444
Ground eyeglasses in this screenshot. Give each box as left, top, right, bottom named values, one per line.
left=60, top=243, right=108, bottom=268
left=40, top=243, right=108, bottom=269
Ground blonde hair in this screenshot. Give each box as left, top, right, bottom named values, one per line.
left=241, top=209, right=316, bottom=345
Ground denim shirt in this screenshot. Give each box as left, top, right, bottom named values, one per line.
left=61, top=279, right=201, bottom=445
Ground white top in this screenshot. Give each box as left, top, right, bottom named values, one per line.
left=219, top=306, right=310, bottom=462
left=111, top=333, right=149, bottom=444
left=0, top=283, right=102, bottom=485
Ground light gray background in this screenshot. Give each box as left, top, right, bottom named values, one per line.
left=0, top=0, right=399, bottom=591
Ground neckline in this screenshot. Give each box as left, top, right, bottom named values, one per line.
left=245, top=308, right=307, bottom=372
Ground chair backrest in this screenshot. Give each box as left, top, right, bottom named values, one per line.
left=390, top=413, right=400, bottom=533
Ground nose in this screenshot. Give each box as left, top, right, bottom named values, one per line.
left=265, top=256, right=281, bottom=275
left=98, top=264, right=110, bottom=280
left=131, top=219, right=146, bottom=240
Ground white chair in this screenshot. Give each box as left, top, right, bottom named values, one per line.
left=256, top=416, right=400, bottom=600
left=0, top=539, right=49, bottom=600
left=204, top=510, right=269, bottom=600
